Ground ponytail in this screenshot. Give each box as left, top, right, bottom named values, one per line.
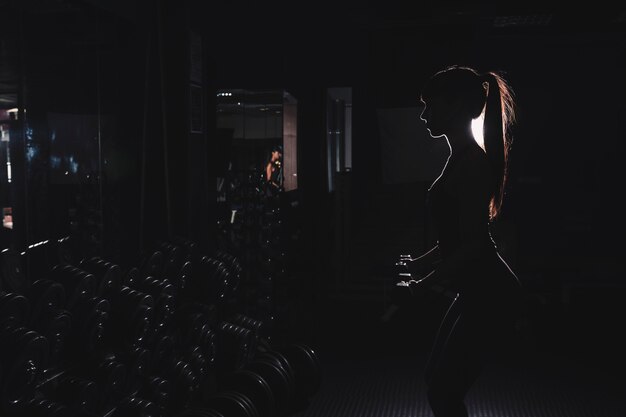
left=482, top=72, right=515, bottom=220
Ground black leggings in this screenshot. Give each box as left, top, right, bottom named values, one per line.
left=425, top=293, right=519, bottom=417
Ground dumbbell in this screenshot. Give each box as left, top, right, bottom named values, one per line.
left=35, top=310, right=72, bottom=369
left=0, top=324, right=49, bottom=412
left=66, top=296, right=109, bottom=354
left=216, top=322, right=256, bottom=373
left=174, top=302, right=218, bottom=364
left=1, top=248, right=29, bottom=294
left=159, top=359, right=197, bottom=414
left=242, top=358, right=292, bottom=417
left=9, top=397, right=71, bottom=417
left=221, top=369, right=275, bottom=417
left=204, top=391, right=260, bottom=417
left=133, top=275, right=177, bottom=300
left=230, top=314, right=266, bottom=340
left=0, top=292, right=30, bottom=327
left=214, top=251, right=243, bottom=277
left=125, top=267, right=140, bottom=288
left=182, top=345, right=210, bottom=390
left=25, top=280, right=66, bottom=327
left=139, top=251, right=165, bottom=280
left=49, top=265, right=97, bottom=310
left=138, top=376, right=171, bottom=412
left=78, top=257, right=122, bottom=297
left=273, top=343, right=322, bottom=405
left=159, top=243, right=186, bottom=279
left=194, top=258, right=226, bottom=303
left=111, top=396, right=161, bottom=417
left=108, top=286, right=154, bottom=347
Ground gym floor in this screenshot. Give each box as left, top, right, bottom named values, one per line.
left=290, top=288, right=626, bottom=417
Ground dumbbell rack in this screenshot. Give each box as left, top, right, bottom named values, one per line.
left=215, top=167, right=306, bottom=348
left=1, top=237, right=320, bottom=417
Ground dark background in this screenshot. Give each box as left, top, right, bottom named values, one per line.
left=1, top=0, right=625, bottom=414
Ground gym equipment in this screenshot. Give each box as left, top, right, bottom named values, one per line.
left=49, top=265, right=97, bottom=311
left=111, top=396, right=161, bottom=417
left=0, top=292, right=30, bottom=327
left=221, top=369, right=275, bottom=417
left=274, top=343, right=321, bottom=405
left=79, top=257, right=122, bottom=298
left=0, top=324, right=49, bottom=412
left=205, top=390, right=260, bottom=417
left=1, top=249, right=29, bottom=294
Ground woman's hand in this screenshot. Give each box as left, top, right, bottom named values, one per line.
left=396, top=277, right=425, bottom=296
left=396, top=257, right=430, bottom=278
left=396, top=270, right=437, bottom=296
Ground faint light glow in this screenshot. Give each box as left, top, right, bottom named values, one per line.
left=0, top=125, right=9, bottom=142
left=69, top=156, right=79, bottom=174
left=471, top=112, right=485, bottom=150
left=51, top=130, right=56, bottom=142
left=51, top=156, right=61, bottom=169
left=26, top=146, right=37, bottom=162
left=5, top=140, right=10, bottom=182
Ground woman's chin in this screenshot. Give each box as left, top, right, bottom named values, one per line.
left=427, top=128, right=444, bottom=138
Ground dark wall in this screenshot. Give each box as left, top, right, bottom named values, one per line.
left=205, top=4, right=626, bottom=289
left=1, top=0, right=216, bottom=273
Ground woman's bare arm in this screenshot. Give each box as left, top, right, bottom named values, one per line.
left=266, top=163, right=273, bottom=181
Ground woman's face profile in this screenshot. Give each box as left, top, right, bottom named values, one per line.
left=420, top=97, right=448, bottom=138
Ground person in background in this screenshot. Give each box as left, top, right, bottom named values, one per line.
left=265, top=145, right=283, bottom=196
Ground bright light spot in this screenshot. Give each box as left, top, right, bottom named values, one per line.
left=471, top=112, right=485, bottom=150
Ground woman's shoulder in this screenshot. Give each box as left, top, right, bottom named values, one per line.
left=453, top=143, right=489, bottom=171
left=448, top=144, right=492, bottom=188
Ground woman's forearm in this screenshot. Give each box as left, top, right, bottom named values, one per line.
left=412, top=244, right=439, bottom=262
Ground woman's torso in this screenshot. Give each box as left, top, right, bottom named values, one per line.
left=427, top=143, right=521, bottom=301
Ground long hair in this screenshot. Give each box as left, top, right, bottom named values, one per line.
left=482, top=71, right=515, bottom=220
left=423, top=66, right=516, bottom=220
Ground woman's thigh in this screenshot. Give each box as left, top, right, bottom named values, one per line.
left=426, top=297, right=515, bottom=391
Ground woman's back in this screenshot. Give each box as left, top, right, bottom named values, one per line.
left=427, top=142, right=520, bottom=298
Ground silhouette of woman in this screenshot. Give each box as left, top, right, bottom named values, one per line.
left=264, top=145, right=283, bottom=197
left=397, top=66, right=523, bottom=417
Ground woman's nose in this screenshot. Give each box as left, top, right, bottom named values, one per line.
left=419, top=107, right=428, bottom=122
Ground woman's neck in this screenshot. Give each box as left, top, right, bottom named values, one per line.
left=445, top=125, right=476, bottom=154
